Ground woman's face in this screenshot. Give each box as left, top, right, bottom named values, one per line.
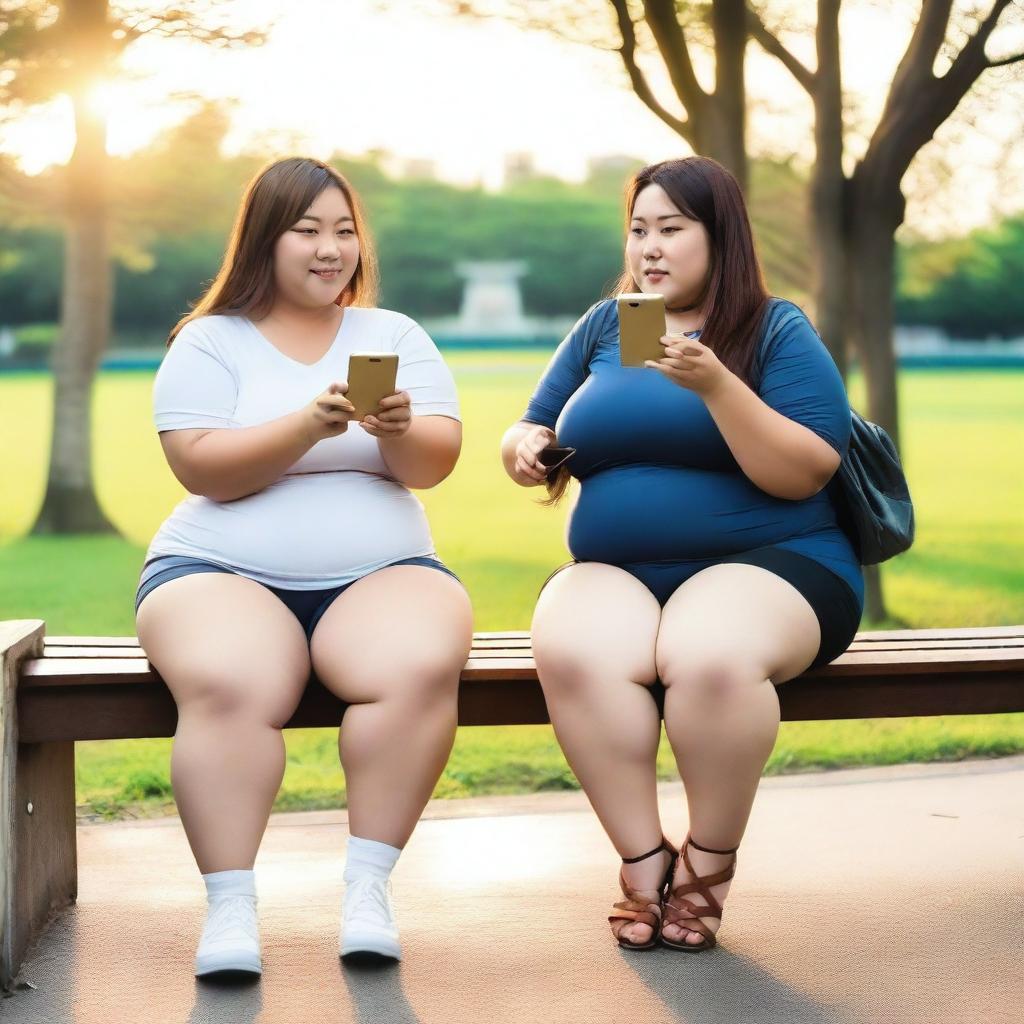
left=272, top=185, right=361, bottom=309
left=625, top=183, right=711, bottom=308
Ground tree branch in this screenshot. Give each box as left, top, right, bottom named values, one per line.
left=861, top=0, right=1017, bottom=203
left=927, top=0, right=1015, bottom=121
left=642, top=0, right=707, bottom=109
left=886, top=0, right=954, bottom=110
left=987, top=51, right=1024, bottom=68
left=609, top=0, right=690, bottom=138
left=745, top=5, right=815, bottom=95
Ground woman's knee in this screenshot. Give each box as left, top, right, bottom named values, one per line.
left=531, top=565, right=659, bottom=693
left=136, top=573, right=311, bottom=726
left=172, top=666, right=300, bottom=727
left=657, top=646, right=765, bottom=705
left=532, top=621, right=661, bottom=700
left=316, top=626, right=468, bottom=707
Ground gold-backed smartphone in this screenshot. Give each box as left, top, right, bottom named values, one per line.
left=617, top=293, right=666, bottom=367
left=346, top=353, right=399, bottom=420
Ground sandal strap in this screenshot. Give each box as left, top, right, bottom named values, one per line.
left=664, top=895, right=722, bottom=924
left=687, top=834, right=739, bottom=856
left=672, top=862, right=736, bottom=894
left=621, top=836, right=674, bottom=864
left=662, top=834, right=737, bottom=930
left=609, top=901, right=660, bottom=929
left=663, top=908, right=717, bottom=947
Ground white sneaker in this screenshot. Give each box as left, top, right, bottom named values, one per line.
left=339, top=876, right=401, bottom=961
left=195, top=893, right=262, bottom=977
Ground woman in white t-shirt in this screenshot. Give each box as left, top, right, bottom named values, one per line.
left=135, top=156, right=472, bottom=977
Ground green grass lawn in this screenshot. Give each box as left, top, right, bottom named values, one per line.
left=2, top=355, right=1023, bottom=821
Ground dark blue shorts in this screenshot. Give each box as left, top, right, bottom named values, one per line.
left=135, top=554, right=464, bottom=642
left=538, top=546, right=861, bottom=673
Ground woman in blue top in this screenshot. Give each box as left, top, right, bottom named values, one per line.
left=500, top=156, right=862, bottom=953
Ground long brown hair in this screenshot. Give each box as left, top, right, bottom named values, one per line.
left=167, top=156, right=379, bottom=345
left=613, top=156, right=769, bottom=380
left=544, top=155, right=770, bottom=505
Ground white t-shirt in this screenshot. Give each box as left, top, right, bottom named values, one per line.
left=145, top=307, right=461, bottom=589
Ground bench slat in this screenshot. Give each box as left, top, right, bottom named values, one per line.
left=15, top=669, right=1024, bottom=743
left=40, top=624, right=1024, bottom=650
left=19, top=643, right=1024, bottom=690
left=35, top=636, right=1024, bottom=661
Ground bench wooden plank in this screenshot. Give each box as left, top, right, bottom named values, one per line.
left=19, top=642, right=1024, bottom=685
left=39, top=624, right=1024, bottom=651
left=34, top=638, right=1024, bottom=665
left=15, top=668, right=1024, bottom=743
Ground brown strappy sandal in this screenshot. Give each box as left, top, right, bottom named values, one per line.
left=660, top=832, right=739, bottom=952
left=608, top=837, right=678, bottom=951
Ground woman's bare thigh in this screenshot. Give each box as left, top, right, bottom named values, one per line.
left=531, top=562, right=662, bottom=687
left=309, top=566, right=473, bottom=704
left=656, top=563, right=821, bottom=686
left=136, top=572, right=311, bottom=726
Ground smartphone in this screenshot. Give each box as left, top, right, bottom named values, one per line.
left=537, top=446, right=576, bottom=471
left=346, top=353, right=399, bottom=420
left=617, top=293, right=666, bottom=367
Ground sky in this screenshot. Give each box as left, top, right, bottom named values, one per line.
left=2, top=0, right=1023, bottom=238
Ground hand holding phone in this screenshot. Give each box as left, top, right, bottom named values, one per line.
left=513, top=425, right=565, bottom=485
left=617, top=293, right=667, bottom=367
left=537, top=446, right=576, bottom=471
left=347, top=352, right=399, bottom=419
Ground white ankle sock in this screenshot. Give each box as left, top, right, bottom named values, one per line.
left=343, top=836, right=401, bottom=883
left=202, top=868, right=257, bottom=899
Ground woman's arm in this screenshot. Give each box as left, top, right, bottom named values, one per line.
left=160, top=382, right=355, bottom=502
left=650, top=314, right=847, bottom=501
left=160, top=411, right=316, bottom=503
left=376, top=415, right=462, bottom=489
left=702, top=374, right=840, bottom=500
left=501, top=421, right=557, bottom=486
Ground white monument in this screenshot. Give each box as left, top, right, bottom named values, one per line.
left=424, top=260, right=573, bottom=342
left=453, top=261, right=531, bottom=335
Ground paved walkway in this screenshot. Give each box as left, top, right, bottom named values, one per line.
left=4, top=756, right=1023, bottom=1024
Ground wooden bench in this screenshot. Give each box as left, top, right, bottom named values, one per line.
left=2, top=618, right=1023, bottom=987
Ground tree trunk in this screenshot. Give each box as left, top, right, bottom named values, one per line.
left=809, top=0, right=848, bottom=377
left=844, top=170, right=907, bottom=624
left=707, top=0, right=748, bottom=194
left=31, top=34, right=117, bottom=535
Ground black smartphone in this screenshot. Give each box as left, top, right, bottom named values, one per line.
left=538, top=446, right=576, bottom=471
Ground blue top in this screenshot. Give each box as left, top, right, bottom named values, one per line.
left=522, top=297, right=864, bottom=608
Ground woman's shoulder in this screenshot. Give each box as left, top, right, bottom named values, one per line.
left=169, top=314, right=248, bottom=359
left=345, top=306, right=429, bottom=341
left=571, top=298, right=619, bottom=345
left=585, top=297, right=618, bottom=327
left=759, top=296, right=824, bottom=350
left=756, top=297, right=846, bottom=391
left=762, top=296, right=813, bottom=330
left=174, top=313, right=247, bottom=342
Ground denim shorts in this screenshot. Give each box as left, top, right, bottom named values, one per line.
left=135, top=554, right=464, bottom=642
left=538, top=546, right=862, bottom=673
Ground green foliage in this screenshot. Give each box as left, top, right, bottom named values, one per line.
left=0, top=103, right=822, bottom=331
left=896, top=217, right=1024, bottom=338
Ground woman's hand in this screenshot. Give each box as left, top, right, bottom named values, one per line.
left=304, top=382, right=356, bottom=444
left=512, top=424, right=557, bottom=486
left=646, top=337, right=730, bottom=399
left=362, top=390, right=413, bottom=439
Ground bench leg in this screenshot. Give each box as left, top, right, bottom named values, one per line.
left=1, top=620, right=76, bottom=992
left=5, top=741, right=78, bottom=988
